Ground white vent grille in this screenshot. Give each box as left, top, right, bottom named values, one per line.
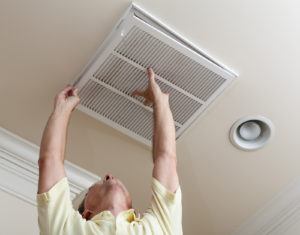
left=72, top=4, right=237, bottom=146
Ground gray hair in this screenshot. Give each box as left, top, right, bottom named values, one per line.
left=78, top=198, right=85, bottom=215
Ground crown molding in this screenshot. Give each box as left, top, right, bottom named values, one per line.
left=232, top=177, right=300, bottom=235
left=0, top=126, right=100, bottom=206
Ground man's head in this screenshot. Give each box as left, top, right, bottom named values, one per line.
left=78, top=173, right=132, bottom=220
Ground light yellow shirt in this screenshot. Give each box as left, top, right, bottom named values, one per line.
left=37, top=177, right=182, bottom=235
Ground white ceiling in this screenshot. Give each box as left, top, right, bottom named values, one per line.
left=1, top=0, right=300, bottom=234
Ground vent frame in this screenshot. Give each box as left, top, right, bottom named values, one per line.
left=71, top=3, right=238, bottom=147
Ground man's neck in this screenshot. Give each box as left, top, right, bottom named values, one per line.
left=108, top=205, right=129, bottom=217
left=94, top=204, right=129, bottom=217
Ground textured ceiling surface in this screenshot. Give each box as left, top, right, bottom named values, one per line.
left=1, top=0, right=300, bottom=234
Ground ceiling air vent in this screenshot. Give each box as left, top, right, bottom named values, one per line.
left=72, top=3, right=238, bottom=146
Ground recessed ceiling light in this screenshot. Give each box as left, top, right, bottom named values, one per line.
left=229, top=116, right=274, bottom=151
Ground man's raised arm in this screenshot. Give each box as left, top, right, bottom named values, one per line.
left=133, top=68, right=179, bottom=192
left=38, top=85, right=80, bottom=193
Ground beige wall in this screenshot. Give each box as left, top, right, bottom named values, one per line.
left=0, top=190, right=38, bottom=235
left=283, top=223, right=300, bottom=235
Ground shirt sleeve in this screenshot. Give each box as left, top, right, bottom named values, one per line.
left=149, top=177, right=183, bottom=235
left=36, top=177, right=85, bottom=235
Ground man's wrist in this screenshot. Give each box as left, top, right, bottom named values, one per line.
left=154, top=95, right=169, bottom=109
left=52, top=107, right=72, bottom=120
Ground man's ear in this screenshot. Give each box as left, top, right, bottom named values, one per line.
left=82, top=209, right=93, bottom=220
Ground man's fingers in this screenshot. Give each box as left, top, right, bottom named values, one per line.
left=62, top=85, right=73, bottom=93
left=58, top=85, right=73, bottom=97
left=143, top=99, right=151, bottom=106
left=132, top=89, right=144, bottom=97
left=147, top=68, right=155, bottom=83
left=73, top=88, right=79, bottom=97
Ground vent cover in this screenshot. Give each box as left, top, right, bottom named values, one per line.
left=72, top=3, right=238, bottom=146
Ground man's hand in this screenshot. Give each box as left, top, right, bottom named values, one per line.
left=132, top=68, right=169, bottom=106
left=53, top=85, right=80, bottom=115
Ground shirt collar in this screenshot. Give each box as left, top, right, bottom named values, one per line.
left=91, top=209, right=136, bottom=223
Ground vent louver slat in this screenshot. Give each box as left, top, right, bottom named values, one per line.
left=115, top=26, right=226, bottom=101
left=79, top=80, right=154, bottom=140
left=93, top=54, right=202, bottom=125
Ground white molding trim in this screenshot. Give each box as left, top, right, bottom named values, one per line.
left=232, top=177, right=300, bottom=235
left=0, top=126, right=100, bottom=206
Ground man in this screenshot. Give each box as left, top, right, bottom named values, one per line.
left=37, top=68, right=182, bottom=235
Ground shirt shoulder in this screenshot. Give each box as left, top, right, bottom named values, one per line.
left=145, top=177, right=182, bottom=235
left=152, top=177, right=182, bottom=205
left=37, top=177, right=69, bottom=207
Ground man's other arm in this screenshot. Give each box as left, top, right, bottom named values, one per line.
left=38, top=86, right=80, bottom=193
left=133, top=68, right=179, bottom=192
left=151, top=77, right=178, bottom=193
